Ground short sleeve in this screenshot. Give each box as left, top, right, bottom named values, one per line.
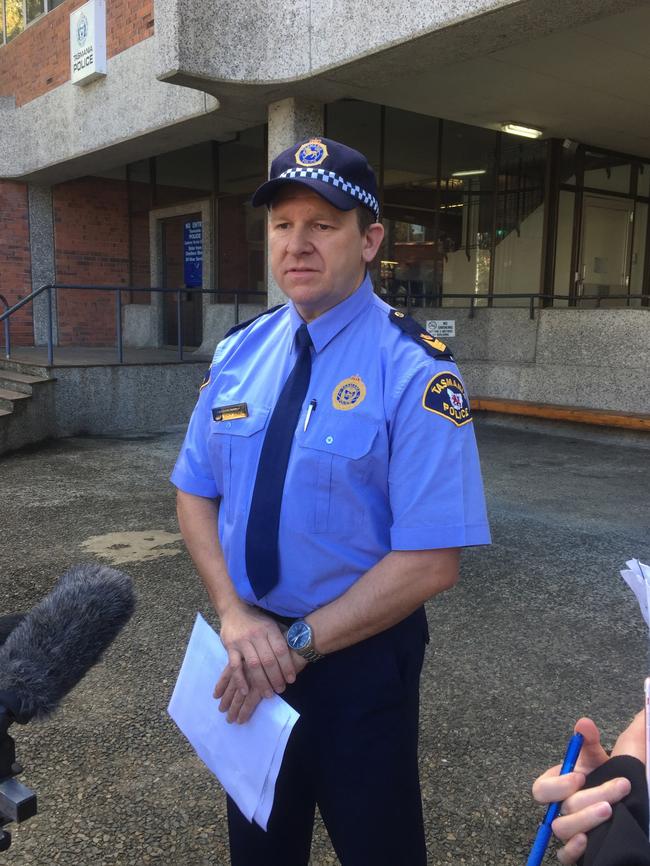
left=170, top=374, right=219, bottom=499
left=388, top=362, right=490, bottom=550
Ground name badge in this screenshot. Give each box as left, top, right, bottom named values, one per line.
left=212, top=403, right=249, bottom=422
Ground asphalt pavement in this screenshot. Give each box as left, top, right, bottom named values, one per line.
left=1, top=419, right=649, bottom=865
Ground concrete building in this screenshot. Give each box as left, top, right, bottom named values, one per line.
left=1, top=0, right=649, bottom=449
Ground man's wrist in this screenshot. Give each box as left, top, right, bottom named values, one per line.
left=215, top=594, right=247, bottom=620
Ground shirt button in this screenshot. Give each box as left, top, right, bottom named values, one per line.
left=325, top=435, right=333, bottom=444
left=226, top=422, right=232, bottom=429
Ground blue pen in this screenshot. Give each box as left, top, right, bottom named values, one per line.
left=526, top=732, right=584, bottom=866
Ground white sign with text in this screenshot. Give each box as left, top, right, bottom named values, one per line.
left=426, top=320, right=456, bottom=338
left=70, top=0, right=107, bottom=86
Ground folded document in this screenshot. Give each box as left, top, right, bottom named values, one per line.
left=168, top=613, right=300, bottom=830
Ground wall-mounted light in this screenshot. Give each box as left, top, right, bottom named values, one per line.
left=501, top=123, right=543, bottom=139
left=451, top=169, right=487, bottom=177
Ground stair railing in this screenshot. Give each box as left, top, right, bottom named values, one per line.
left=0, top=284, right=266, bottom=366
left=0, top=295, right=10, bottom=360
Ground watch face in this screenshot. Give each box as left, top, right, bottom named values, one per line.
left=287, top=621, right=311, bottom=651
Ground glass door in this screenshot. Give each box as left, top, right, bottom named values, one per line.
left=577, top=195, right=634, bottom=306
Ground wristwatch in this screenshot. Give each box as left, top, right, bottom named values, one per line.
left=286, top=620, right=324, bottom=662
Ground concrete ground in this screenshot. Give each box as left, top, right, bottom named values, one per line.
left=1, top=420, right=649, bottom=865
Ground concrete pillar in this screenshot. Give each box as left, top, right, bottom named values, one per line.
left=265, top=97, right=324, bottom=308
left=28, top=184, right=58, bottom=345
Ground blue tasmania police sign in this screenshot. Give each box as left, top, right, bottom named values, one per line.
left=184, top=220, right=203, bottom=288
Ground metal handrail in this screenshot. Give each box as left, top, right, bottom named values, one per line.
left=1, top=283, right=648, bottom=367
left=383, top=288, right=650, bottom=320
left=0, top=284, right=266, bottom=366
left=0, top=294, right=10, bottom=359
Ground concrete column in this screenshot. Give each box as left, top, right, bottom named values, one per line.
left=265, top=98, right=324, bottom=308
left=28, top=184, right=58, bottom=345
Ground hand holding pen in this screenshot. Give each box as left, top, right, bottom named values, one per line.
left=527, top=733, right=584, bottom=866
left=531, top=718, right=637, bottom=864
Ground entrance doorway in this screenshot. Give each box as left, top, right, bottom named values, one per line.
left=160, top=213, right=204, bottom=347
left=577, top=195, right=634, bottom=306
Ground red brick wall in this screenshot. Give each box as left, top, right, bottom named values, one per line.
left=53, top=176, right=129, bottom=346
left=0, top=0, right=154, bottom=108
left=0, top=181, right=33, bottom=347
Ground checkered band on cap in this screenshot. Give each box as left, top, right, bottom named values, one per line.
left=278, top=167, right=380, bottom=221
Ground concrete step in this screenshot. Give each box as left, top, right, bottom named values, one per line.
left=0, top=387, right=31, bottom=412
left=0, top=358, right=51, bottom=378
left=0, top=368, right=50, bottom=395
left=0, top=408, right=12, bottom=418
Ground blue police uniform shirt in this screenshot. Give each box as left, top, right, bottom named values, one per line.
left=171, top=274, right=490, bottom=618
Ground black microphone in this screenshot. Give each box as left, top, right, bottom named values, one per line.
left=0, top=564, right=135, bottom=726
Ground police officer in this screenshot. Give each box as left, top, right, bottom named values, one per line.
left=171, top=137, right=490, bottom=866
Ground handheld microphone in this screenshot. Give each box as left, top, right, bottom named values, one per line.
left=0, top=564, right=135, bottom=726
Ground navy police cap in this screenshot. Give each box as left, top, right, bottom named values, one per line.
left=252, top=137, right=380, bottom=222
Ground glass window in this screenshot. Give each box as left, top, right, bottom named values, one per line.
left=380, top=107, right=438, bottom=307
left=26, top=0, right=45, bottom=24
left=325, top=100, right=381, bottom=177
left=5, top=0, right=24, bottom=41
left=218, top=126, right=266, bottom=195
left=492, top=137, right=546, bottom=304
left=217, top=126, right=266, bottom=300
left=630, top=202, right=647, bottom=305
left=560, top=140, right=579, bottom=186
left=155, top=142, right=213, bottom=207
left=553, top=191, right=576, bottom=306
left=583, top=151, right=631, bottom=195
left=439, top=120, right=496, bottom=304
left=637, top=164, right=650, bottom=198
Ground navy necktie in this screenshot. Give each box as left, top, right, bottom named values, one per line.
left=245, top=324, right=313, bottom=599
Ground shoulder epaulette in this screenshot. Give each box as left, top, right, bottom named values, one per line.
left=224, top=304, right=286, bottom=339
left=388, top=310, right=454, bottom=361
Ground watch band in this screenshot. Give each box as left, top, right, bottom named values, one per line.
left=300, top=645, right=324, bottom=663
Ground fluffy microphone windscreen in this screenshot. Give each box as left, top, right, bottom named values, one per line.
left=0, top=614, right=25, bottom=647
left=0, top=564, right=135, bottom=723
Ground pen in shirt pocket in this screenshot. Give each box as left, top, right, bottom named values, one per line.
left=304, top=399, right=317, bottom=432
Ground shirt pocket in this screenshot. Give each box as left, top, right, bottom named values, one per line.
left=209, top=405, right=270, bottom=520
left=294, top=412, right=380, bottom=534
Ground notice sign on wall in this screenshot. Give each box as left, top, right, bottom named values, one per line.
left=70, top=0, right=107, bottom=86
left=184, top=221, right=203, bottom=288
left=426, top=320, right=456, bottom=338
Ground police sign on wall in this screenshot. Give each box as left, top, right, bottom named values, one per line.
left=70, top=0, right=107, bottom=85
left=184, top=221, right=203, bottom=288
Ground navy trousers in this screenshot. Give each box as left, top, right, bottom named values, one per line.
left=227, top=608, right=429, bottom=866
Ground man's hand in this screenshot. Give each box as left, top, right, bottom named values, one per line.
left=214, top=652, right=308, bottom=724
left=219, top=604, right=298, bottom=700
left=532, top=715, right=644, bottom=864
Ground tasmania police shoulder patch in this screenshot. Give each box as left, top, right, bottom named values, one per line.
left=422, top=371, right=472, bottom=427
left=388, top=310, right=454, bottom=361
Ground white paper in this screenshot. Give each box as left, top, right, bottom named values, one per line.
left=620, top=560, right=650, bottom=628
left=168, top=613, right=300, bottom=830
